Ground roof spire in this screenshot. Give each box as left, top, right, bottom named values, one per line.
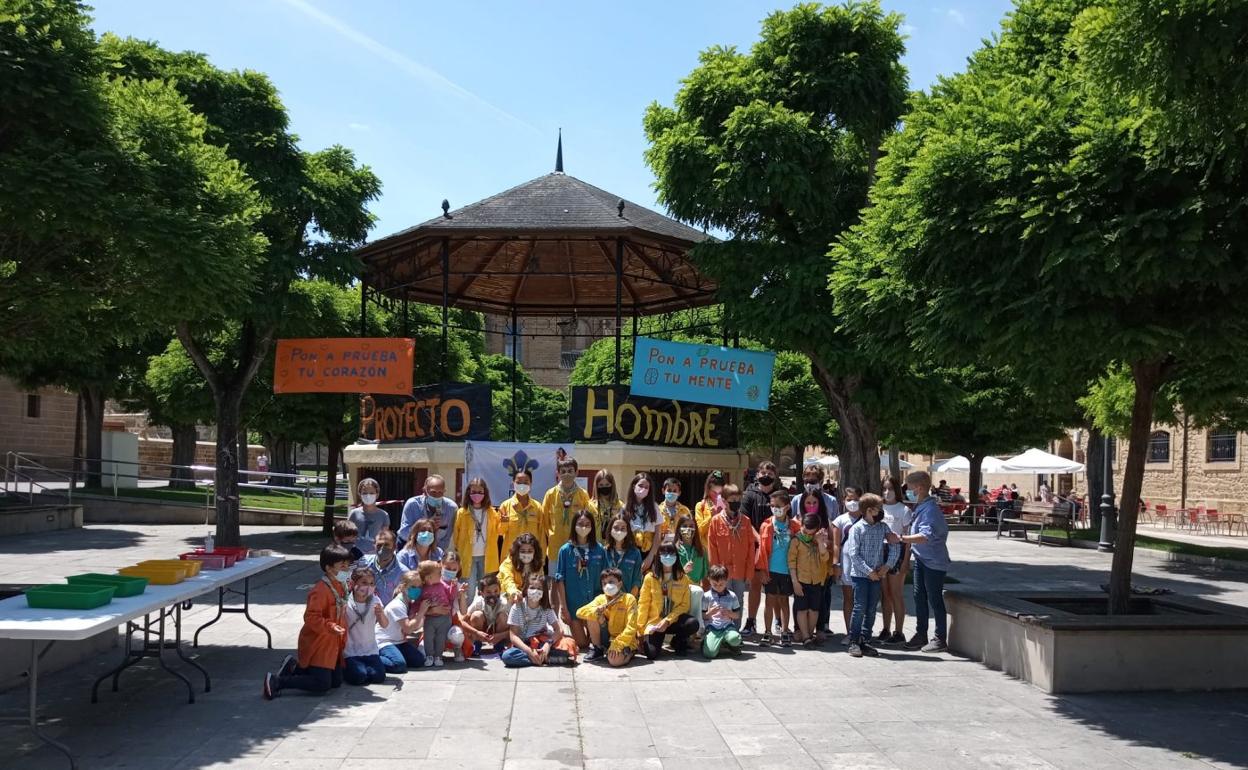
left=555, top=128, right=564, bottom=173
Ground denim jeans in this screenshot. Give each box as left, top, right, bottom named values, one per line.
left=849, top=576, right=880, bottom=644
left=467, top=555, right=486, bottom=601
left=277, top=664, right=343, bottom=694
left=378, top=641, right=425, bottom=673
left=501, top=645, right=535, bottom=667
left=343, top=654, right=386, bottom=685
left=913, top=558, right=948, bottom=640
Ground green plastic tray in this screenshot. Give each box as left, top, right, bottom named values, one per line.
left=25, top=583, right=116, bottom=610
left=67, top=573, right=149, bottom=597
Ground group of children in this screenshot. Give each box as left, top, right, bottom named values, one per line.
left=262, top=460, right=950, bottom=698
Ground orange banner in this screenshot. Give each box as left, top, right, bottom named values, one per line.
left=273, top=338, right=414, bottom=395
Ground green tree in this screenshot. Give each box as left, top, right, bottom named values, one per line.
left=834, top=0, right=1248, bottom=613
left=643, top=2, right=909, bottom=492
left=100, top=37, right=381, bottom=545
left=479, top=354, right=569, bottom=443
left=136, top=338, right=216, bottom=489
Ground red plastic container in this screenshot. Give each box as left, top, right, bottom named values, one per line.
left=211, top=546, right=249, bottom=562
left=181, top=552, right=230, bottom=570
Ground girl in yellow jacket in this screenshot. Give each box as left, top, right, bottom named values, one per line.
left=694, top=470, right=726, bottom=549
left=497, top=532, right=545, bottom=603
left=635, top=542, right=698, bottom=658
left=452, top=477, right=502, bottom=594
left=575, top=567, right=639, bottom=667
left=497, top=470, right=548, bottom=559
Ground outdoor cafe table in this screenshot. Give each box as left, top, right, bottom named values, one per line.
left=0, top=554, right=285, bottom=769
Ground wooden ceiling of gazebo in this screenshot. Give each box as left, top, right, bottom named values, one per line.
left=357, top=171, right=717, bottom=317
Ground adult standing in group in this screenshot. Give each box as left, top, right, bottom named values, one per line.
left=897, top=470, right=951, bottom=653
left=348, top=477, right=391, bottom=556
left=740, top=460, right=780, bottom=637
left=398, top=474, right=458, bottom=552
left=791, top=462, right=840, bottom=635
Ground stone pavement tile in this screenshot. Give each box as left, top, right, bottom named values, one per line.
left=579, top=722, right=656, bottom=760
left=370, top=700, right=448, bottom=728
left=1031, top=747, right=1139, bottom=769
left=266, top=726, right=363, bottom=759
left=737, top=754, right=824, bottom=770
left=974, top=751, right=1063, bottom=769
left=816, top=751, right=902, bottom=769
left=347, top=726, right=436, bottom=758
left=784, top=721, right=875, bottom=756
left=359, top=762, right=501, bottom=770
left=303, top=695, right=389, bottom=727
left=586, top=759, right=661, bottom=770
left=612, top=658, right=684, bottom=681
left=717, top=722, right=805, bottom=757
left=648, top=717, right=734, bottom=758
left=703, top=697, right=780, bottom=725
left=573, top=660, right=637, bottom=682
left=502, top=716, right=582, bottom=760
left=427, top=726, right=510, bottom=762
left=638, top=695, right=712, bottom=727
left=576, top=683, right=644, bottom=722
left=661, top=757, right=743, bottom=770
left=631, top=678, right=694, bottom=702
left=1115, top=744, right=1230, bottom=769
left=503, top=759, right=584, bottom=770
left=513, top=665, right=576, bottom=683
left=259, top=759, right=346, bottom=769
left=682, top=676, right=749, bottom=701
left=886, top=748, right=991, bottom=769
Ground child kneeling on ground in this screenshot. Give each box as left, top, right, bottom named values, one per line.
left=502, top=574, right=578, bottom=667
left=263, top=544, right=351, bottom=699
left=576, top=567, right=639, bottom=666
left=376, top=569, right=426, bottom=673
left=343, top=566, right=388, bottom=685
left=702, top=564, right=743, bottom=658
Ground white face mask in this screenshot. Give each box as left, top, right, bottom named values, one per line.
left=611, top=528, right=627, bottom=542
left=514, top=483, right=531, bottom=496
left=771, top=506, right=787, bottom=518
left=526, top=588, right=544, bottom=602
left=603, top=582, right=621, bottom=597
left=360, top=493, right=377, bottom=505
left=575, top=525, right=592, bottom=538
left=634, top=484, right=649, bottom=500
left=846, top=500, right=860, bottom=513
left=519, top=551, right=534, bottom=564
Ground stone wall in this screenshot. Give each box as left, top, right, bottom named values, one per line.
left=0, top=377, right=77, bottom=470
left=136, top=438, right=265, bottom=479
left=1110, top=419, right=1248, bottom=512
left=484, top=315, right=616, bottom=391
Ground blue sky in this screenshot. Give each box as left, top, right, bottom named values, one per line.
left=88, top=0, right=1013, bottom=239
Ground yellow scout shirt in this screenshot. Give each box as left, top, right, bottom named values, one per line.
left=694, top=500, right=716, bottom=549
left=452, top=505, right=502, bottom=573
left=575, top=592, right=639, bottom=651
left=658, top=501, right=692, bottom=538
left=497, top=495, right=547, bottom=559
left=636, top=572, right=691, bottom=630
left=588, top=497, right=624, bottom=536
left=787, top=533, right=831, bottom=585
left=543, top=484, right=591, bottom=564
left=497, top=555, right=543, bottom=599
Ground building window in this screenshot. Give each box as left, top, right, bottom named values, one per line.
left=1146, top=431, right=1170, bottom=463
left=26, top=394, right=40, bottom=418
left=1208, top=427, right=1237, bottom=463
left=559, top=318, right=588, bottom=369
left=503, top=320, right=523, bottom=361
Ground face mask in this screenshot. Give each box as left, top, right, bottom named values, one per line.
left=771, top=506, right=787, bottom=518
left=804, top=482, right=819, bottom=494
left=560, top=472, right=577, bottom=485
left=360, top=493, right=378, bottom=505
left=597, top=485, right=613, bottom=494
left=519, top=551, right=534, bottom=564
left=846, top=500, right=860, bottom=513
left=611, top=528, right=627, bottom=542
left=484, top=594, right=499, bottom=605
left=441, top=568, right=457, bottom=581
left=341, top=540, right=357, bottom=549
left=377, top=545, right=394, bottom=559
left=884, top=491, right=898, bottom=504
left=334, top=569, right=351, bottom=585
left=470, top=492, right=485, bottom=505
left=803, top=501, right=820, bottom=514
left=727, top=500, right=741, bottom=514
left=406, top=586, right=422, bottom=601
left=664, top=491, right=679, bottom=504
left=355, top=585, right=373, bottom=597
left=659, top=553, right=677, bottom=568
left=679, top=527, right=694, bottom=541
left=416, top=531, right=435, bottom=547
left=634, top=484, right=649, bottom=500
left=514, top=483, right=531, bottom=496
left=906, top=490, right=916, bottom=501
left=757, top=475, right=774, bottom=486
left=425, top=495, right=442, bottom=508
left=603, top=582, right=621, bottom=596
left=710, top=486, right=723, bottom=498
left=575, top=524, right=593, bottom=537
left=798, top=532, right=813, bottom=543
left=526, top=588, right=544, bottom=602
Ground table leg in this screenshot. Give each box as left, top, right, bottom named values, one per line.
left=191, top=587, right=226, bottom=647
left=193, top=578, right=273, bottom=649
left=27, top=640, right=77, bottom=769
left=155, top=607, right=195, bottom=704
left=92, top=619, right=139, bottom=702
left=173, top=603, right=211, bottom=692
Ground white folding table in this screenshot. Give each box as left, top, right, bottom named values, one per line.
left=0, top=555, right=285, bottom=769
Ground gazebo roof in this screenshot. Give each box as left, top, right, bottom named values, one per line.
left=357, top=168, right=718, bottom=317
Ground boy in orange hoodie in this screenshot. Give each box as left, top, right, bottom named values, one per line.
left=264, top=544, right=351, bottom=698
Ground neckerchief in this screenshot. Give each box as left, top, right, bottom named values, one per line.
left=348, top=594, right=372, bottom=626
left=559, top=485, right=578, bottom=525
left=320, top=575, right=347, bottom=621
left=471, top=507, right=486, bottom=540
left=607, top=546, right=629, bottom=571
left=574, top=543, right=589, bottom=577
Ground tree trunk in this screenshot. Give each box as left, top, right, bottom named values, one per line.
left=81, top=385, right=105, bottom=488
left=323, top=430, right=343, bottom=536
left=1085, top=427, right=1104, bottom=529
left=1108, top=359, right=1168, bottom=615
left=265, top=434, right=295, bottom=485
left=810, top=362, right=881, bottom=494
left=211, top=390, right=245, bottom=546
left=888, top=444, right=902, bottom=486
left=968, top=453, right=983, bottom=506
left=169, top=423, right=198, bottom=491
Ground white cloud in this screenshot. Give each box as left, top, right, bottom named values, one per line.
left=277, top=0, right=538, bottom=134
left=900, top=23, right=917, bottom=38
left=348, top=122, right=371, bottom=132
left=946, top=8, right=966, bottom=27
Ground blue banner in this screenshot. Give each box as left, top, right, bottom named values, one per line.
left=629, top=337, right=775, bottom=411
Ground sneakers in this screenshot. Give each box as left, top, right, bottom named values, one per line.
left=860, top=643, right=880, bottom=658
left=841, top=635, right=851, bottom=647
left=742, top=618, right=757, bottom=637
left=889, top=631, right=906, bottom=646
left=848, top=643, right=863, bottom=658
left=903, top=633, right=927, bottom=651
left=587, top=645, right=606, bottom=662
left=433, top=657, right=444, bottom=668
left=423, top=657, right=436, bottom=668
left=278, top=654, right=297, bottom=677
left=759, top=633, right=774, bottom=647
left=453, top=648, right=465, bottom=663
left=262, top=672, right=278, bottom=700
left=921, top=638, right=947, bottom=653
left=876, top=629, right=892, bottom=642
left=780, top=632, right=793, bottom=648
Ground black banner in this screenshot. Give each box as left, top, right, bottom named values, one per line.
left=570, top=385, right=732, bottom=448
left=361, top=383, right=492, bottom=443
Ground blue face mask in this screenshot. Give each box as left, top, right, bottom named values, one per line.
left=664, top=491, right=679, bottom=504
left=334, top=569, right=351, bottom=585
left=660, top=553, right=677, bottom=568
left=905, top=490, right=916, bottom=502
left=407, top=586, right=422, bottom=601
left=416, top=531, right=435, bottom=547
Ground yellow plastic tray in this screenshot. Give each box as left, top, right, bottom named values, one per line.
left=118, top=567, right=185, bottom=585
left=137, top=559, right=202, bottom=577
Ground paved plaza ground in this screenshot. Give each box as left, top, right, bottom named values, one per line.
left=0, top=524, right=1245, bottom=770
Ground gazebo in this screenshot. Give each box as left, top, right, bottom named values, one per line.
left=355, top=138, right=725, bottom=438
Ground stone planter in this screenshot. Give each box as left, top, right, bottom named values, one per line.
left=946, top=589, right=1248, bottom=693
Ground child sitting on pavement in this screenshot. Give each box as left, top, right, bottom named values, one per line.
left=263, top=544, right=351, bottom=699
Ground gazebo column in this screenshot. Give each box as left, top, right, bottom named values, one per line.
left=510, top=305, right=519, bottom=442
left=440, top=237, right=450, bottom=379
left=614, top=237, right=624, bottom=384
left=359, top=283, right=368, bottom=336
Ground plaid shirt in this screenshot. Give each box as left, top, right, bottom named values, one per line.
left=845, top=519, right=901, bottom=578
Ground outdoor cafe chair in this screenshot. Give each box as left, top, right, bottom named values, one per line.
left=1154, top=503, right=1173, bottom=528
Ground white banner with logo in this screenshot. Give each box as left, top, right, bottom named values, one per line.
left=463, top=441, right=573, bottom=502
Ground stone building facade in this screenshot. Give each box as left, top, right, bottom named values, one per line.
left=1108, top=417, right=1248, bottom=512
left=483, top=315, right=618, bottom=391
left=0, top=377, right=77, bottom=471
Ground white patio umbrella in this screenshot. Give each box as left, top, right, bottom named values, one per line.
left=879, top=453, right=914, bottom=470
left=999, top=447, right=1085, bottom=474
left=815, top=455, right=839, bottom=468
left=933, top=455, right=1007, bottom=474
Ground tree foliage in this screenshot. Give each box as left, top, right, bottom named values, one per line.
left=643, top=2, right=910, bottom=492
left=479, top=354, right=569, bottom=444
